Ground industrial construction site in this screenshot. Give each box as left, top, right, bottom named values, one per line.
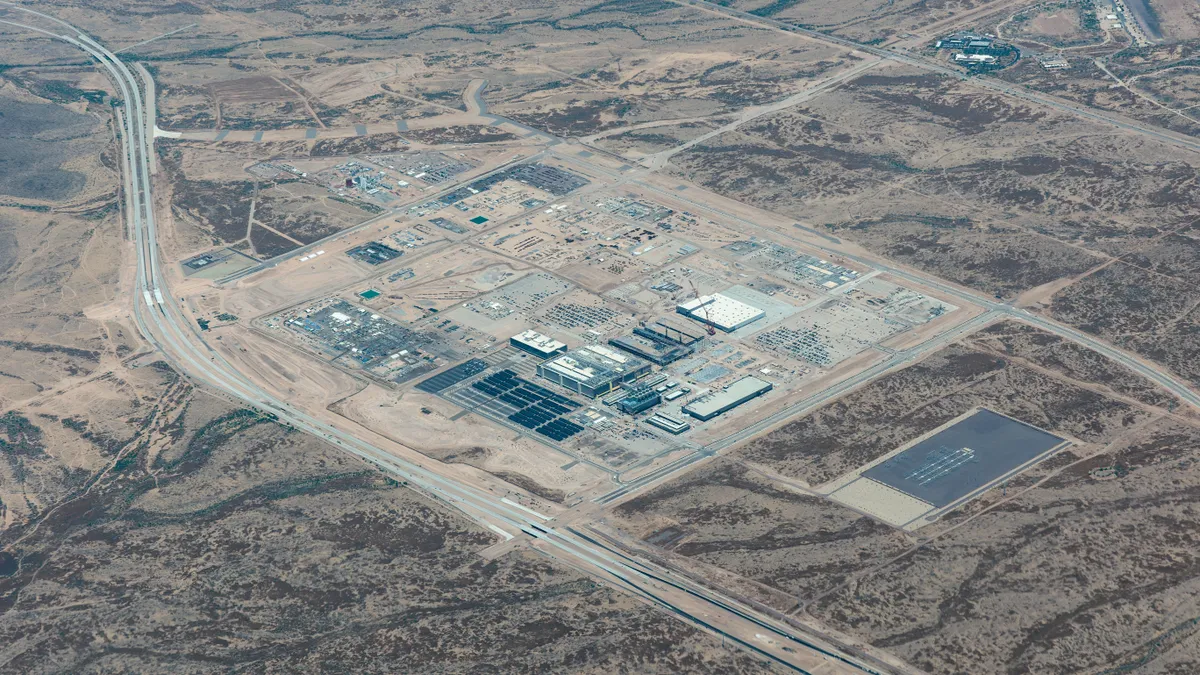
left=7, top=0, right=1200, bottom=672
left=202, top=151, right=976, bottom=500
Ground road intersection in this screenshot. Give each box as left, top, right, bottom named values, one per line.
left=6, top=3, right=1200, bottom=672
left=0, top=4, right=887, bottom=673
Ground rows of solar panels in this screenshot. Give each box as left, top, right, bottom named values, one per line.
left=415, top=358, right=488, bottom=393
left=471, top=369, right=585, bottom=441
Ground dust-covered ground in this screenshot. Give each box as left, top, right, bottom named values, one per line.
left=0, top=96, right=104, bottom=202
left=0, top=388, right=775, bottom=674
left=735, top=320, right=1172, bottom=487
left=0, top=54, right=775, bottom=672
left=668, top=64, right=1200, bottom=295
left=609, top=320, right=1200, bottom=674
left=1050, top=258, right=1200, bottom=389
left=5, top=0, right=861, bottom=139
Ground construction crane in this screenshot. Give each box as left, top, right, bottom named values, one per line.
left=687, top=279, right=717, bottom=336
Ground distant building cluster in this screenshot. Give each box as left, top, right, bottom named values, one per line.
left=935, top=31, right=1017, bottom=69
left=1039, top=54, right=1070, bottom=70
left=936, top=32, right=998, bottom=52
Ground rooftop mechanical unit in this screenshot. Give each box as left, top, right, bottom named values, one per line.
left=617, top=385, right=661, bottom=415
left=509, top=330, right=568, bottom=359
left=537, top=345, right=652, bottom=398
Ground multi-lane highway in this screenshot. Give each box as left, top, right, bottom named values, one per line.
left=10, top=3, right=1200, bottom=671
left=0, top=5, right=887, bottom=673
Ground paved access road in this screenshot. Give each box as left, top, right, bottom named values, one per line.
left=678, top=0, right=1200, bottom=155
left=0, top=5, right=886, bottom=673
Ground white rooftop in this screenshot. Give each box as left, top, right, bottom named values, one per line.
left=677, top=293, right=766, bottom=332
left=541, top=344, right=647, bottom=385
left=683, top=376, right=773, bottom=419
left=511, top=329, right=567, bottom=354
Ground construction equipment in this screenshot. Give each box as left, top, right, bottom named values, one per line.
left=687, top=279, right=717, bottom=335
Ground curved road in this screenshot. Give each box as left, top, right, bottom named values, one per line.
left=0, top=5, right=883, bottom=673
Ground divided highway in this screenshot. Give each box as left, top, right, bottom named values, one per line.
left=0, top=5, right=885, bottom=673
left=11, top=5, right=1196, bottom=671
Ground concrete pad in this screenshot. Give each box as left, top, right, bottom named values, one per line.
left=830, top=477, right=934, bottom=527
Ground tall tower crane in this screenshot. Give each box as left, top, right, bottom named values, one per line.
left=688, top=278, right=717, bottom=336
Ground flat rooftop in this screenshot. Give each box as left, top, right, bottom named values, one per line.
left=683, top=376, right=772, bottom=419
left=511, top=329, right=567, bottom=354
left=677, top=293, right=766, bottom=332
left=863, top=409, right=1067, bottom=508
left=541, top=345, right=648, bottom=387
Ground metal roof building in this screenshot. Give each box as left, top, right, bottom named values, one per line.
left=677, top=293, right=766, bottom=333
left=510, top=330, right=568, bottom=358
left=683, top=376, right=773, bottom=421
left=609, top=332, right=693, bottom=365
left=537, top=345, right=651, bottom=398
left=647, top=413, right=691, bottom=435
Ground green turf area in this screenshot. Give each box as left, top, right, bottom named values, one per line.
left=359, top=289, right=381, bottom=300
left=470, top=215, right=489, bottom=224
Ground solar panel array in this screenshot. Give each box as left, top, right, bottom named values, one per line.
left=471, top=369, right=584, bottom=441
left=415, top=358, right=488, bottom=393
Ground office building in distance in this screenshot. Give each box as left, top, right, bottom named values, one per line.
left=677, top=293, right=766, bottom=333
left=509, top=330, right=568, bottom=358
left=683, top=376, right=773, bottom=421
left=537, top=344, right=651, bottom=398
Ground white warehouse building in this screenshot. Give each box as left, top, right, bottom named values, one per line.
left=509, top=330, right=568, bottom=358
left=676, top=293, right=766, bottom=332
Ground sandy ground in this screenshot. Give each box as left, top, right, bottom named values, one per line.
left=335, top=384, right=610, bottom=499
left=208, top=325, right=363, bottom=409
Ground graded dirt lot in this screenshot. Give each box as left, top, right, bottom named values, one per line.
left=1000, top=3, right=1103, bottom=48
left=1146, top=0, right=1200, bottom=41
left=333, top=384, right=609, bottom=504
